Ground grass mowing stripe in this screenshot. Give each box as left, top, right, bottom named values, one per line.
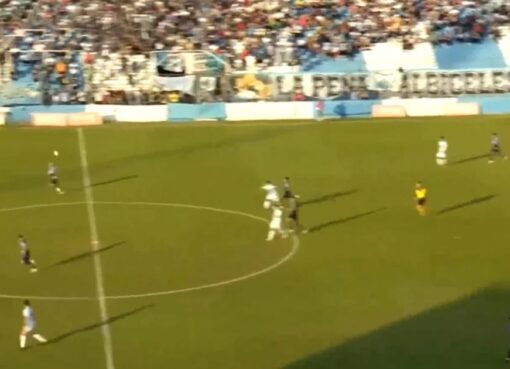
left=78, top=128, right=116, bottom=369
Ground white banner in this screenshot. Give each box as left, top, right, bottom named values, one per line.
left=155, top=76, right=195, bottom=94
left=231, top=69, right=510, bottom=100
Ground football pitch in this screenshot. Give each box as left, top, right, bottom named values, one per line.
left=2, top=116, right=510, bottom=369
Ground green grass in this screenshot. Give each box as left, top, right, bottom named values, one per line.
left=1, top=116, right=510, bottom=369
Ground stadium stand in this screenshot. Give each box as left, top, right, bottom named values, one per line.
left=0, top=0, right=509, bottom=104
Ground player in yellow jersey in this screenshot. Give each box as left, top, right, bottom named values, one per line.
left=415, top=182, right=427, bottom=216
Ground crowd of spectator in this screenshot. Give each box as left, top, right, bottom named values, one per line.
left=0, top=0, right=509, bottom=104
left=1, top=0, right=509, bottom=71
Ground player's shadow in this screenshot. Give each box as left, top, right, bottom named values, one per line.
left=90, top=175, right=139, bottom=188
left=97, top=125, right=307, bottom=172
left=301, top=190, right=359, bottom=207
left=450, top=154, right=489, bottom=166
left=47, top=304, right=154, bottom=344
left=309, top=208, right=386, bottom=233
left=44, top=241, right=126, bottom=270
left=280, top=285, right=510, bottom=369
left=436, top=195, right=497, bottom=215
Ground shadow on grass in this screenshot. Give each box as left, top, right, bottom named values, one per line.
left=45, top=241, right=126, bottom=270
left=309, top=208, right=386, bottom=233
left=451, top=154, right=489, bottom=166
left=48, top=304, right=154, bottom=344
left=281, top=286, right=510, bottom=369
left=97, top=125, right=307, bottom=171
left=91, top=175, right=138, bottom=188
left=436, top=195, right=497, bottom=215
left=301, top=190, right=359, bottom=207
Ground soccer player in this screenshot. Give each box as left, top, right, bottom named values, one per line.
left=415, top=182, right=427, bottom=216
left=261, top=180, right=279, bottom=210
left=48, top=162, right=64, bottom=194
left=266, top=205, right=286, bottom=241
left=436, top=136, right=448, bottom=166
left=19, top=235, right=37, bottom=273
left=20, top=300, right=47, bottom=349
left=282, top=177, right=293, bottom=200
left=489, top=133, right=508, bottom=164
left=287, top=194, right=308, bottom=234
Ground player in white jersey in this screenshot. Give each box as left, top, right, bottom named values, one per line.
left=261, top=181, right=279, bottom=210
left=436, top=136, right=448, bottom=166
left=48, top=162, right=64, bottom=194
left=20, top=300, right=47, bottom=349
left=19, top=234, right=37, bottom=272
left=266, top=205, right=287, bottom=241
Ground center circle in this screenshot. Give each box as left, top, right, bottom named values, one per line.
left=0, top=201, right=299, bottom=301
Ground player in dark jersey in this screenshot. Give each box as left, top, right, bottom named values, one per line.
left=18, top=235, right=37, bottom=273
left=48, top=162, right=64, bottom=194
left=489, top=133, right=508, bottom=163
left=287, top=194, right=308, bottom=234
left=282, top=177, right=293, bottom=199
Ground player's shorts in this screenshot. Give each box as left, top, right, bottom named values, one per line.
left=50, top=176, right=59, bottom=185
left=417, top=198, right=426, bottom=206
left=491, top=145, right=501, bottom=153
left=22, top=250, right=31, bottom=265
left=283, top=190, right=292, bottom=199
left=263, top=200, right=272, bottom=210
left=288, top=210, right=298, bottom=221
left=270, top=218, right=282, bottom=230
left=22, top=324, right=34, bottom=334
left=436, top=157, right=447, bottom=166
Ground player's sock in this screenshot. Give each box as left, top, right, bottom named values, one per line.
left=19, top=334, right=26, bottom=348
left=32, top=334, right=47, bottom=343
left=266, top=230, right=275, bottom=241
left=30, top=261, right=38, bottom=272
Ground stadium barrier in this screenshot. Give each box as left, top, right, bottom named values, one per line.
left=381, top=98, right=458, bottom=117
left=225, top=102, right=314, bottom=121
left=31, top=113, right=68, bottom=127
left=0, top=107, right=10, bottom=125
left=372, top=105, right=407, bottom=118
left=324, top=100, right=381, bottom=118
left=168, top=103, right=226, bottom=121
left=3, top=97, right=509, bottom=125
left=458, top=96, right=510, bottom=115
left=372, top=98, right=481, bottom=118
left=9, top=105, right=86, bottom=123
left=441, top=102, right=480, bottom=116
left=31, top=112, right=103, bottom=127
left=86, top=105, right=168, bottom=123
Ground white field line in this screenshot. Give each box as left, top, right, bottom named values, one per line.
left=0, top=235, right=299, bottom=301
left=77, top=128, right=115, bottom=369
left=102, top=235, right=299, bottom=300
left=0, top=201, right=299, bottom=301
left=0, top=202, right=85, bottom=212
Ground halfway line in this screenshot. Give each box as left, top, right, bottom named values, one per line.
left=77, top=128, right=115, bottom=369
